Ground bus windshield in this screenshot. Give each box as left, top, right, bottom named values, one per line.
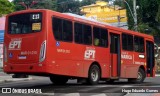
left=8, top=13, right=42, bottom=34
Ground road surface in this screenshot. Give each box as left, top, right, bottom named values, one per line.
left=0, top=75, right=160, bottom=96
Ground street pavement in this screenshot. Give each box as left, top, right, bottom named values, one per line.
left=0, top=71, right=160, bottom=96
left=0, top=72, right=32, bottom=83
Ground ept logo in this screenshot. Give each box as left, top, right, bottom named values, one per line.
left=9, top=38, right=22, bottom=50
left=84, top=47, right=96, bottom=60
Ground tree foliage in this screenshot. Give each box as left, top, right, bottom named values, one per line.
left=56, top=0, right=97, bottom=13
left=57, top=0, right=80, bottom=13
left=33, top=0, right=57, bottom=10
left=114, top=0, right=125, bottom=7
left=0, top=0, right=14, bottom=17
left=13, top=0, right=57, bottom=11
left=124, top=0, right=134, bottom=30
left=138, top=0, right=158, bottom=24
left=156, top=0, right=160, bottom=22
left=125, top=0, right=159, bottom=36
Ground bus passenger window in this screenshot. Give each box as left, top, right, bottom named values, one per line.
left=101, top=29, right=108, bottom=47
left=94, top=38, right=99, bottom=46
left=122, top=34, right=127, bottom=50
left=15, top=28, right=20, bottom=34
left=22, top=25, right=31, bottom=34
left=52, top=17, right=73, bottom=42
left=52, top=17, right=62, bottom=40
left=134, top=36, right=144, bottom=53
left=139, top=38, right=144, bottom=52
left=11, top=23, right=17, bottom=34
left=74, top=23, right=83, bottom=44
left=84, top=25, right=92, bottom=45
left=8, top=13, right=42, bottom=34
left=63, top=20, right=73, bottom=42
left=93, top=27, right=108, bottom=47
left=122, top=33, right=133, bottom=51
left=128, top=35, right=133, bottom=50
left=93, top=27, right=100, bottom=46
left=74, top=23, right=92, bottom=45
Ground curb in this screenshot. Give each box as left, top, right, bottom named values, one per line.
left=5, top=77, right=32, bottom=82
left=0, top=68, right=3, bottom=72
left=0, top=77, right=32, bottom=83
left=0, top=80, right=4, bottom=83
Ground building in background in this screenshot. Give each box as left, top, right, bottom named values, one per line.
left=0, top=16, right=5, bottom=67
left=80, top=1, right=127, bottom=29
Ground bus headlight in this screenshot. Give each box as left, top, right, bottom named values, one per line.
left=39, top=40, right=46, bottom=63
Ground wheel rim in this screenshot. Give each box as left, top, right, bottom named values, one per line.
left=91, top=67, right=99, bottom=81
left=137, top=72, right=142, bottom=81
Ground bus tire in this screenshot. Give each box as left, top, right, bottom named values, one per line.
left=128, top=68, right=146, bottom=84
left=50, top=75, right=68, bottom=85
left=87, top=64, right=100, bottom=85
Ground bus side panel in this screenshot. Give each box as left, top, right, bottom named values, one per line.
left=125, top=65, right=139, bottom=78
left=46, top=38, right=110, bottom=78
left=121, top=51, right=138, bottom=78
left=45, top=12, right=58, bottom=75
left=71, top=45, right=110, bottom=78
left=47, top=43, right=90, bottom=77
left=94, top=47, right=110, bottom=78
left=46, top=31, right=85, bottom=77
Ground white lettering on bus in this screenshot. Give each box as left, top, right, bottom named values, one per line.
left=84, top=47, right=96, bottom=60
left=32, top=14, right=40, bottom=20
left=21, top=51, right=37, bottom=55
left=135, top=61, right=145, bottom=65
left=9, top=38, right=22, bottom=50
left=57, top=49, right=70, bottom=54
left=121, top=54, right=132, bottom=60
left=121, top=52, right=133, bottom=60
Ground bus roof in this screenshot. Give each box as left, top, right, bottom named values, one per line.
left=62, top=12, right=153, bottom=40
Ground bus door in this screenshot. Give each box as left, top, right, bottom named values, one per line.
left=146, top=41, right=154, bottom=76
left=110, top=33, right=121, bottom=77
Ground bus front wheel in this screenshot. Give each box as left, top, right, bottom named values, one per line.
left=87, top=64, right=100, bottom=85
left=128, top=68, right=146, bottom=84
left=50, top=75, right=68, bottom=85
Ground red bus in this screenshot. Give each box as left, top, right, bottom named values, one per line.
left=3, top=9, right=155, bottom=85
